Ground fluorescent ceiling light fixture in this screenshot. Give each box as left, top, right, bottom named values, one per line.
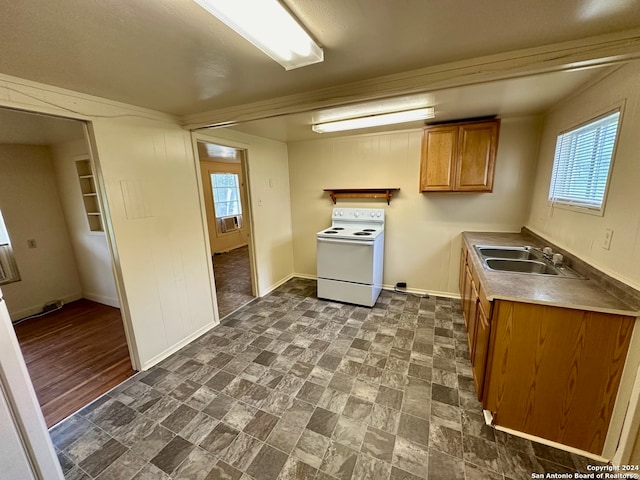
left=194, top=0, right=323, bottom=70
left=312, top=107, right=435, bottom=133
left=314, top=94, right=435, bottom=124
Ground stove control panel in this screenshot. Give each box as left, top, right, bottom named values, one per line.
left=332, top=208, right=385, bottom=222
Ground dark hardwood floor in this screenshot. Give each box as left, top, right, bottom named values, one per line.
left=14, top=299, right=136, bottom=428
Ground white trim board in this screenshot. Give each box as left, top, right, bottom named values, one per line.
left=261, top=273, right=295, bottom=297
left=294, top=273, right=461, bottom=300
left=484, top=410, right=610, bottom=464
left=82, top=292, right=120, bottom=309
left=9, top=292, right=82, bottom=323
left=139, top=321, right=217, bottom=371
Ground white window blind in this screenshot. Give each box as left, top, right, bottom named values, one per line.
left=548, top=110, right=620, bottom=211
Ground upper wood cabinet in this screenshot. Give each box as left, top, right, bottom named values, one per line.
left=420, top=119, right=500, bottom=192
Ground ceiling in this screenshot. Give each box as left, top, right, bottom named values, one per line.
left=229, top=67, right=611, bottom=142
left=1, top=0, right=640, bottom=118
left=0, top=109, right=85, bottom=145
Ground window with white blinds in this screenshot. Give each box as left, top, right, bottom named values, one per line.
left=548, top=110, right=621, bottom=212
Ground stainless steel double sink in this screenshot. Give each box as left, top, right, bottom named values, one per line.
left=474, top=246, right=582, bottom=278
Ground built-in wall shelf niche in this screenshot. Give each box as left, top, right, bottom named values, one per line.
left=75, top=157, right=104, bottom=232
left=323, top=188, right=400, bottom=205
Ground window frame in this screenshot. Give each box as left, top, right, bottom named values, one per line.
left=547, top=103, right=624, bottom=217
left=210, top=172, right=243, bottom=220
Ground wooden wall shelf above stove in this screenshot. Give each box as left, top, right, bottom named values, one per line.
left=324, top=188, right=400, bottom=204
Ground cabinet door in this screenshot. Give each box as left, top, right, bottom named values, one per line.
left=458, top=246, right=467, bottom=296
left=467, top=279, right=479, bottom=360
left=455, top=120, right=499, bottom=191
left=420, top=125, right=458, bottom=191
left=461, top=264, right=473, bottom=330
left=472, top=302, right=490, bottom=401
left=484, top=301, right=634, bottom=454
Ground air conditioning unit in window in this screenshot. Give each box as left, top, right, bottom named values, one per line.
left=219, top=215, right=242, bottom=233
left=0, top=244, right=20, bottom=285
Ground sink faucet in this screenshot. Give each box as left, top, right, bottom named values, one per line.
left=524, top=245, right=547, bottom=256
left=525, top=246, right=564, bottom=265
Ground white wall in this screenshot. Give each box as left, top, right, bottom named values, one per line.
left=527, top=62, right=640, bottom=289
left=0, top=144, right=82, bottom=319
left=0, top=72, right=218, bottom=370
left=288, top=117, right=541, bottom=296
left=90, top=117, right=217, bottom=368
left=50, top=139, right=120, bottom=307
left=197, top=129, right=295, bottom=296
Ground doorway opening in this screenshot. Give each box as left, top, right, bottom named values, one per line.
left=0, top=107, right=134, bottom=427
left=196, top=141, right=256, bottom=318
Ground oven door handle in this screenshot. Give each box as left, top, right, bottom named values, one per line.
left=317, top=237, right=375, bottom=246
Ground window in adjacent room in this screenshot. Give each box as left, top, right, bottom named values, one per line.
left=0, top=208, right=20, bottom=285
left=211, top=173, right=243, bottom=233
left=548, top=108, right=622, bottom=214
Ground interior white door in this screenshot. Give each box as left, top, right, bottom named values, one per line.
left=0, top=288, right=64, bottom=480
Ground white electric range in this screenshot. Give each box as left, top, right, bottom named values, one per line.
left=316, top=207, right=385, bottom=307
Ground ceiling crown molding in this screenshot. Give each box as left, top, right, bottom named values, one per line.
left=182, top=28, right=640, bottom=130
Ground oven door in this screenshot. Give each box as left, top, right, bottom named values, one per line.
left=317, top=237, right=375, bottom=284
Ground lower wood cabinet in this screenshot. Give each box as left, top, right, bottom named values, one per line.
left=471, top=300, right=490, bottom=400
left=484, top=300, right=634, bottom=454
left=459, top=243, right=635, bottom=455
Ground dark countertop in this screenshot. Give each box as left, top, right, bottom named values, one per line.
left=462, top=231, right=639, bottom=316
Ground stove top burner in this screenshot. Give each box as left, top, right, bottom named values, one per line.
left=317, top=222, right=383, bottom=240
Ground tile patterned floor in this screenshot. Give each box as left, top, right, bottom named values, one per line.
left=51, top=278, right=599, bottom=480
left=212, top=245, right=255, bottom=319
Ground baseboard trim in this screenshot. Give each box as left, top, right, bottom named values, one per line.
left=260, top=273, right=295, bottom=296
left=293, top=273, right=316, bottom=281
left=10, top=292, right=83, bottom=322
left=139, top=321, right=217, bottom=371
left=290, top=274, right=461, bottom=300
left=82, top=292, right=120, bottom=308
left=490, top=420, right=609, bottom=463
left=382, top=283, right=461, bottom=300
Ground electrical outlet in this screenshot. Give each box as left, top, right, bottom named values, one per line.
left=602, top=228, right=613, bottom=250
left=27, top=239, right=37, bottom=248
